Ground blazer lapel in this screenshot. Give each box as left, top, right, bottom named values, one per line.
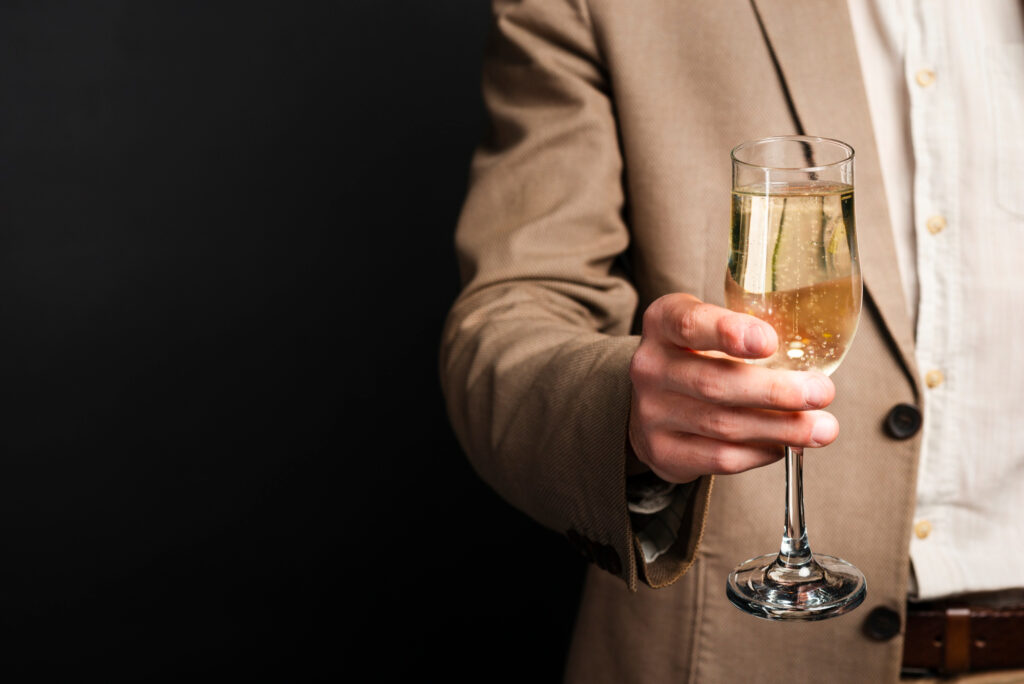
left=751, top=0, right=920, bottom=390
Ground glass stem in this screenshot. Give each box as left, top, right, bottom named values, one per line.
left=778, top=446, right=813, bottom=568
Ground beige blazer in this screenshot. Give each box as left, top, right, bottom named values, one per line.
left=441, top=0, right=923, bottom=681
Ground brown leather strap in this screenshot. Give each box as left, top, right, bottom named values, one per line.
left=903, top=602, right=1024, bottom=673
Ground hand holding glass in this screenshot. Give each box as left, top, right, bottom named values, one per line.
left=725, top=136, right=865, bottom=620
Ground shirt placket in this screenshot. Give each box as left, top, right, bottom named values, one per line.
left=906, top=0, right=962, bottom=595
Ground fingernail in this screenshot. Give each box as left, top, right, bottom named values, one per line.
left=811, top=416, right=837, bottom=445
left=803, top=377, right=827, bottom=407
left=743, top=324, right=767, bottom=354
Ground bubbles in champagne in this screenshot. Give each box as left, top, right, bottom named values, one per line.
left=726, top=182, right=862, bottom=375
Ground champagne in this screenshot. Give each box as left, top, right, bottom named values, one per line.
left=726, top=182, right=861, bottom=375
left=725, top=137, right=866, bottom=621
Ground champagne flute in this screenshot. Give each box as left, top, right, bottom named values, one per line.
left=724, top=136, right=865, bottom=620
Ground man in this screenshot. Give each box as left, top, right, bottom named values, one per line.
left=441, top=0, right=1024, bottom=680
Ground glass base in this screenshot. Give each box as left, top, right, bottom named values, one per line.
left=726, top=552, right=866, bottom=621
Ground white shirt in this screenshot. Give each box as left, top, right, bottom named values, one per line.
left=849, top=0, right=1024, bottom=600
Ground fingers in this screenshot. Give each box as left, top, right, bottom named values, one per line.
left=630, top=293, right=842, bottom=485
left=642, top=433, right=785, bottom=483
left=630, top=341, right=835, bottom=411
left=645, top=293, right=777, bottom=359
left=661, top=351, right=835, bottom=410
left=633, top=391, right=839, bottom=449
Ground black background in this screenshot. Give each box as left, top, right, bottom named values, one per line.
left=1, top=2, right=584, bottom=679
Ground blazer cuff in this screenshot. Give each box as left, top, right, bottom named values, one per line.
left=632, top=475, right=714, bottom=589
left=626, top=471, right=678, bottom=515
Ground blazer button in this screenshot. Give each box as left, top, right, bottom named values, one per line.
left=566, top=529, right=591, bottom=560
left=570, top=531, right=597, bottom=562
left=581, top=537, right=598, bottom=563
left=884, top=403, right=922, bottom=440
left=862, top=606, right=902, bottom=641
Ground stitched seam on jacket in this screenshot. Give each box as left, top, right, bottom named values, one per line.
left=688, top=552, right=707, bottom=683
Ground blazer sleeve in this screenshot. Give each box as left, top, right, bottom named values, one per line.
left=440, top=0, right=713, bottom=591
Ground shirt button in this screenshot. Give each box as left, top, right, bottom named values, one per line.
left=915, top=69, right=936, bottom=87
left=914, top=520, right=932, bottom=539
left=926, top=215, right=946, bottom=234
left=925, top=369, right=944, bottom=388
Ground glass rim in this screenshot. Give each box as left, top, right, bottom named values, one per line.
left=731, top=135, right=855, bottom=172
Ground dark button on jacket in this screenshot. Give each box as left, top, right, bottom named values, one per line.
left=566, top=530, right=622, bottom=576
left=885, top=403, right=922, bottom=440
left=863, top=606, right=902, bottom=641
left=566, top=530, right=593, bottom=561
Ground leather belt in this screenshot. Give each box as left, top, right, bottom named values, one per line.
left=902, top=601, right=1024, bottom=675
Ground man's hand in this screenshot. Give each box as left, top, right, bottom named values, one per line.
left=628, top=293, right=839, bottom=484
